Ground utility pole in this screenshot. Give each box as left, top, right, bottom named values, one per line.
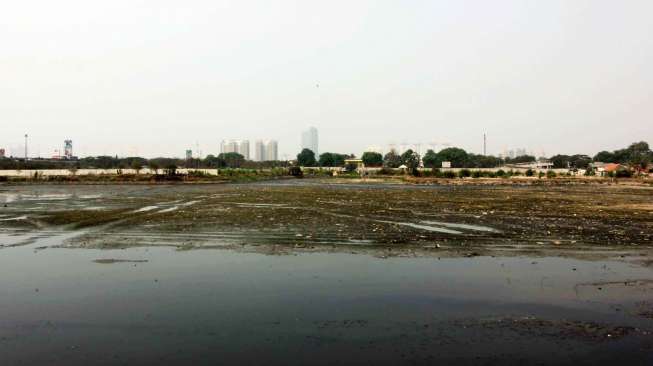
left=24, top=134, right=28, bottom=160
left=483, top=133, right=487, bottom=156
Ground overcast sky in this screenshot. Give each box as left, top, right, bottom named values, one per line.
left=2, top=0, right=652, bottom=159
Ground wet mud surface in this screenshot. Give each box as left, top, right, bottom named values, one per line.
left=1, top=180, right=653, bottom=365
left=1, top=180, right=651, bottom=259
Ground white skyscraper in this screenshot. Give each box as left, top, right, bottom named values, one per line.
left=254, top=140, right=266, bottom=162
left=253, top=140, right=278, bottom=161
left=220, top=140, right=238, bottom=154
left=301, top=126, right=318, bottom=155
left=265, top=140, right=278, bottom=161
left=221, top=139, right=250, bottom=160
left=238, top=140, right=250, bottom=160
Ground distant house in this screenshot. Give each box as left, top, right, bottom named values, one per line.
left=590, top=162, right=629, bottom=176
left=603, top=163, right=622, bottom=173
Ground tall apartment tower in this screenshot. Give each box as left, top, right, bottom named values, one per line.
left=265, top=140, right=278, bottom=161
left=220, top=140, right=238, bottom=154
left=254, top=140, right=279, bottom=162
left=254, top=140, right=266, bottom=162
left=220, top=139, right=249, bottom=160
left=238, top=140, right=250, bottom=160
left=301, top=127, right=318, bottom=155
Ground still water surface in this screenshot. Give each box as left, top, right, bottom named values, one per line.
left=1, top=231, right=652, bottom=365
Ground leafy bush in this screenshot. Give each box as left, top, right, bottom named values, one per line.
left=546, top=170, right=557, bottom=179
left=443, top=171, right=456, bottom=179
left=458, top=169, right=471, bottom=178
left=525, top=169, right=534, bottom=177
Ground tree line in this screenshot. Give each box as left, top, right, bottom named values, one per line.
left=0, top=154, right=289, bottom=171
left=296, top=141, right=651, bottom=170
left=1, top=141, right=650, bottom=171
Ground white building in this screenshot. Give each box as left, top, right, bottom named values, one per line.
left=220, top=139, right=250, bottom=160
left=254, top=140, right=266, bottom=162
left=254, top=140, right=279, bottom=162
left=265, top=140, right=278, bottom=161
left=301, top=127, right=318, bottom=155
left=238, top=140, right=250, bottom=160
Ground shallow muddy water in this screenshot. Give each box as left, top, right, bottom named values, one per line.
left=1, top=231, right=652, bottom=365
left=1, top=183, right=653, bottom=364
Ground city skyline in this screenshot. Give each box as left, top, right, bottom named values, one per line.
left=0, top=132, right=635, bottom=161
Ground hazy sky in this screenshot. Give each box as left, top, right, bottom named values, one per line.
left=2, top=0, right=652, bottom=158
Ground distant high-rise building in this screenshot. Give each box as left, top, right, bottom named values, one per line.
left=220, top=140, right=238, bottom=154
left=238, top=140, right=250, bottom=160
left=254, top=140, right=266, bottom=162
left=254, top=140, right=279, bottom=161
left=220, top=139, right=250, bottom=160
left=0, top=148, right=5, bottom=158
left=265, top=140, right=278, bottom=161
left=185, top=150, right=193, bottom=160
left=301, top=127, right=318, bottom=155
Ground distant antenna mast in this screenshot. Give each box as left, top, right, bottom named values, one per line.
left=24, top=134, right=28, bottom=160
left=483, top=133, right=487, bottom=156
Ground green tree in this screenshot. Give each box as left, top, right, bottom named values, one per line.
left=421, top=149, right=441, bottom=168
left=318, top=153, right=335, bottom=167
left=467, top=154, right=502, bottom=168
left=148, top=160, right=159, bottom=174
left=297, top=149, right=317, bottom=167
left=593, top=150, right=615, bottom=163
left=626, top=141, right=651, bottom=169
left=164, top=164, right=177, bottom=176
left=217, top=152, right=245, bottom=168
left=436, top=147, right=468, bottom=168
left=383, top=150, right=402, bottom=168
left=400, top=149, right=420, bottom=171
left=569, top=155, right=592, bottom=169
left=361, top=152, right=383, bottom=167
left=508, top=155, right=536, bottom=164
left=318, top=152, right=347, bottom=167
left=592, top=141, right=652, bottom=168
left=131, top=160, right=143, bottom=174
left=550, top=154, right=570, bottom=169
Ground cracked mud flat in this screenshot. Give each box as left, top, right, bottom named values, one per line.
left=1, top=180, right=653, bottom=365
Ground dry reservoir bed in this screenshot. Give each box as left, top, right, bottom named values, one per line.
left=1, top=180, right=653, bottom=365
